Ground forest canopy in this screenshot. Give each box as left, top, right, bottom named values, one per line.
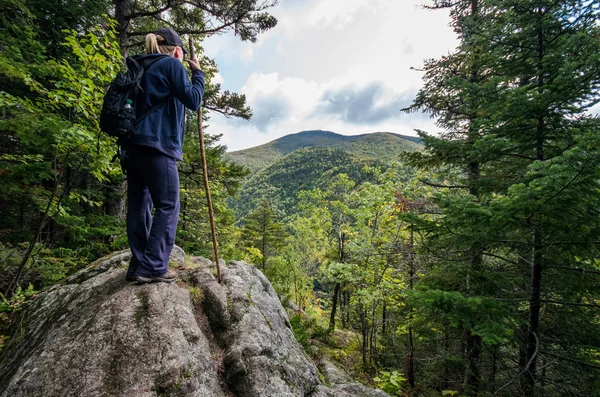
left=2, top=1, right=600, bottom=396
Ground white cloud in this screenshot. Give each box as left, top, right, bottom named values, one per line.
left=241, top=73, right=321, bottom=113
left=207, top=73, right=437, bottom=151
left=212, top=72, right=224, bottom=86
left=307, top=0, right=373, bottom=30
left=202, top=0, right=456, bottom=150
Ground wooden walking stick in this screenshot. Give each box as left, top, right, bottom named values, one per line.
left=189, top=39, right=221, bottom=283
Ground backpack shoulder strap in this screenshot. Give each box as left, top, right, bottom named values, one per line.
left=141, top=54, right=170, bottom=71
left=135, top=54, right=172, bottom=122
left=137, top=100, right=166, bottom=122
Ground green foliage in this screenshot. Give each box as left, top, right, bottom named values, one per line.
left=0, top=7, right=125, bottom=293
left=188, top=286, right=204, bottom=308
left=373, top=370, right=406, bottom=396
left=0, top=283, right=37, bottom=353
left=121, top=0, right=277, bottom=46
left=0, top=283, right=37, bottom=313
left=408, top=289, right=517, bottom=346
left=240, top=198, right=286, bottom=272
left=24, top=0, right=111, bottom=58
left=232, top=147, right=373, bottom=218
left=401, top=0, right=600, bottom=395
left=441, top=391, right=460, bottom=397
left=289, top=312, right=331, bottom=354
left=224, top=2, right=600, bottom=396
left=178, top=115, right=249, bottom=260
left=178, top=177, right=242, bottom=260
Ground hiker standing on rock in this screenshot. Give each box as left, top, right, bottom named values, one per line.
left=123, top=28, right=205, bottom=284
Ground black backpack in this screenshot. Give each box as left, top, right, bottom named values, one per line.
left=100, top=55, right=168, bottom=139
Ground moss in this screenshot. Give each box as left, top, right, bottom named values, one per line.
left=133, top=289, right=149, bottom=328
left=184, top=257, right=199, bottom=270
left=189, top=286, right=203, bottom=308
left=153, top=366, right=195, bottom=396
left=103, top=339, right=130, bottom=396
left=316, top=365, right=328, bottom=386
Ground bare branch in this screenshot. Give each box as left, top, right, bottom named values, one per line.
left=543, top=352, right=600, bottom=370
left=547, top=266, right=600, bottom=275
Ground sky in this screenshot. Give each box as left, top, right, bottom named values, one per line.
left=202, top=0, right=600, bottom=152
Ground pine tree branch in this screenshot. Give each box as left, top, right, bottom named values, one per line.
left=544, top=352, right=600, bottom=370
left=547, top=266, right=600, bottom=275
left=418, top=179, right=468, bottom=189
left=492, top=333, right=539, bottom=396
left=482, top=252, right=520, bottom=265
left=542, top=299, right=600, bottom=308
left=203, top=103, right=247, bottom=118
left=129, top=0, right=177, bottom=19
left=526, top=159, right=591, bottom=222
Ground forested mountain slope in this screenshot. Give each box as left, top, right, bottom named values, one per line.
left=230, top=147, right=389, bottom=218
left=226, top=130, right=422, bottom=174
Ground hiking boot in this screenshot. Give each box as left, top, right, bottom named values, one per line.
left=135, top=269, right=178, bottom=284
left=126, top=259, right=140, bottom=282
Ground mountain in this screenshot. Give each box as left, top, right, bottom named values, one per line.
left=231, top=147, right=387, bottom=217
left=226, top=130, right=422, bottom=174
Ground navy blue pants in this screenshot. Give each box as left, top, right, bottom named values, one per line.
left=125, top=146, right=180, bottom=278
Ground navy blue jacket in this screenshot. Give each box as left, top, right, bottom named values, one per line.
left=126, top=54, right=205, bottom=160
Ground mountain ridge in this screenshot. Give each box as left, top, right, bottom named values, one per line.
left=226, top=130, right=422, bottom=174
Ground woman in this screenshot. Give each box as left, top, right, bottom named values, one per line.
left=124, top=27, right=204, bottom=283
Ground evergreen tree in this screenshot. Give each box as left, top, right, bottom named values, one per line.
left=240, top=198, right=287, bottom=274
left=480, top=1, right=600, bottom=394
left=405, top=1, right=511, bottom=394
left=406, top=0, right=600, bottom=395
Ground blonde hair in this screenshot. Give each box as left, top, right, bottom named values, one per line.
left=145, top=33, right=177, bottom=55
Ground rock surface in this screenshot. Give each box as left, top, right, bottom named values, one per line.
left=0, top=249, right=388, bottom=397
left=318, top=355, right=354, bottom=385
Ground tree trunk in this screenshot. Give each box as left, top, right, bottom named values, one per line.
left=345, top=291, right=350, bottom=326
left=181, top=182, right=187, bottom=231
left=359, top=301, right=367, bottom=365
left=113, top=0, right=132, bottom=54
left=407, top=228, right=416, bottom=388
left=369, top=303, right=376, bottom=364
left=522, top=25, right=546, bottom=394
left=489, top=347, right=497, bottom=391
left=292, top=265, right=299, bottom=309
left=407, top=326, right=415, bottom=388
left=523, top=224, right=543, bottom=396
left=463, top=2, right=483, bottom=392
left=329, top=282, right=341, bottom=329
left=381, top=301, right=386, bottom=335
left=464, top=249, right=483, bottom=396
left=341, top=286, right=347, bottom=328
left=442, top=325, right=451, bottom=390
left=464, top=332, right=482, bottom=396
